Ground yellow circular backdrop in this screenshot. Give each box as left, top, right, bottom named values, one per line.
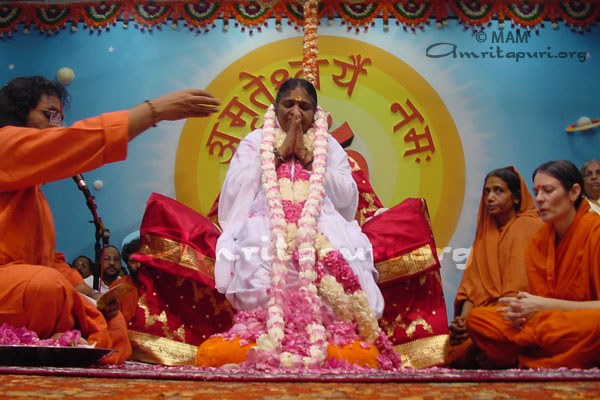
left=175, top=36, right=465, bottom=247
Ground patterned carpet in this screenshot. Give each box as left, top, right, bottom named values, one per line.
left=1, top=374, right=600, bottom=399
left=1, top=364, right=599, bottom=399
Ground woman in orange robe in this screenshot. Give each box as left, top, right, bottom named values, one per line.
left=0, top=75, right=219, bottom=363
left=467, top=160, right=600, bottom=368
left=447, top=167, right=543, bottom=367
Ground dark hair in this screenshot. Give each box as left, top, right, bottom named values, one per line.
left=0, top=75, right=69, bottom=128
left=72, top=255, right=93, bottom=267
left=274, top=78, right=317, bottom=111
left=532, top=160, right=584, bottom=209
left=485, top=167, right=521, bottom=211
left=72, top=255, right=98, bottom=284
left=104, top=244, right=121, bottom=257
left=122, top=238, right=141, bottom=263
left=102, top=244, right=126, bottom=276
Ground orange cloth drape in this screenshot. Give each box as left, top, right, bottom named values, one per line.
left=53, top=253, right=85, bottom=287
left=195, top=337, right=380, bottom=369
left=467, top=200, right=600, bottom=368
left=0, top=262, right=110, bottom=344
left=110, top=275, right=139, bottom=324
left=0, top=112, right=131, bottom=363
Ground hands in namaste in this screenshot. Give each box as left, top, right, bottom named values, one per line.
left=276, top=109, right=313, bottom=168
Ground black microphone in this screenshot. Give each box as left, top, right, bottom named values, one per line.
left=72, top=174, right=93, bottom=199
left=72, top=173, right=110, bottom=253
left=72, top=174, right=87, bottom=190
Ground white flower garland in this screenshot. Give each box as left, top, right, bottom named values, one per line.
left=257, top=102, right=385, bottom=368
left=259, top=104, right=329, bottom=367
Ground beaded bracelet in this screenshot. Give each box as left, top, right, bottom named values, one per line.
left=144, top=100, right=158, bottom=127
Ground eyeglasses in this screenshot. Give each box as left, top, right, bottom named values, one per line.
left=41, top=108, right=63, bottom=126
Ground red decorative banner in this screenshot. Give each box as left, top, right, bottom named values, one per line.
left=0, top=1, right=598, bottom=37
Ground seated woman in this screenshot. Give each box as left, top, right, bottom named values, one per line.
left=447, top=167, right=543, bottom=368
left=197, top=78, right=399, bottom=370
left=467, top=160, right=600, bottom=368
left=128, top=82, right=447, bottom=368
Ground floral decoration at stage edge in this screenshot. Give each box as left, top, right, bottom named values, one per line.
left=0, top=1, right=599, bottom=38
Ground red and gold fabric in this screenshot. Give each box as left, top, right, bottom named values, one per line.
left=128, top=193, right=235, bottom=365
left=130, top=183, right=448, bottom=368
left=347, top=156, right=384, bottom=226
left=361, top=198, right=449, bottom=369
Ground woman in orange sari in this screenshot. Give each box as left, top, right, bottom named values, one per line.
left=447, top=167, right=543, bottom=368
left=467, top=160, right=600, bottom=368
left=0, top=75, right=219, bottom=363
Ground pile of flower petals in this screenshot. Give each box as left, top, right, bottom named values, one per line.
left=0, top=323, right=86, bottom=347
left=211, top=288, right=402, bottom=372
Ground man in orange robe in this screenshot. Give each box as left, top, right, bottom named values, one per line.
left=0, top=75, right=219, bottom=363
left=447, top=168, right=543, bottom=367
left=467, top=199, right=600, bottom=368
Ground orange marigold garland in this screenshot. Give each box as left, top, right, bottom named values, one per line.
left=2, top=1, right=600, bottom=39
left=303, top=0, right=319, bottom=85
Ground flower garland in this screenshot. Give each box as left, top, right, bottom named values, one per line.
left=258, top=104, right=329, bottom=368
left=255, top=104, right=401, bottom=369
left=1, top=1, right=599, bottom=38
left=2, top=1, right=600, bottom=38
left=303, top=0, right=319, bottom=84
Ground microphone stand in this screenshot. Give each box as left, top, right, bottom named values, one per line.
left=73, top=174, right=110, bottom=292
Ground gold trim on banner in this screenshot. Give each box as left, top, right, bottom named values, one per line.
left=137, top=294, right=186, bottom=341
left=208, top=215, right=223, bottom=233
left=348, top=156, right=361, bottom=172
left=376, top=243, right=437, bottom=284
left=420, top=198, right=434, bottom=231
left=357, top=192, right=379, bottom=226
left=395, top=334, right=449, bottom=369
left=128, top=330, right=199, bottom=366
left=140, top=233, right=216, bottom=280
left=383, top=315, right=434, bottom=339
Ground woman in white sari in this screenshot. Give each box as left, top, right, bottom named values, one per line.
left=197, top=78, right=398, bottom=370
left=215, top=78, right=383, bottom=317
